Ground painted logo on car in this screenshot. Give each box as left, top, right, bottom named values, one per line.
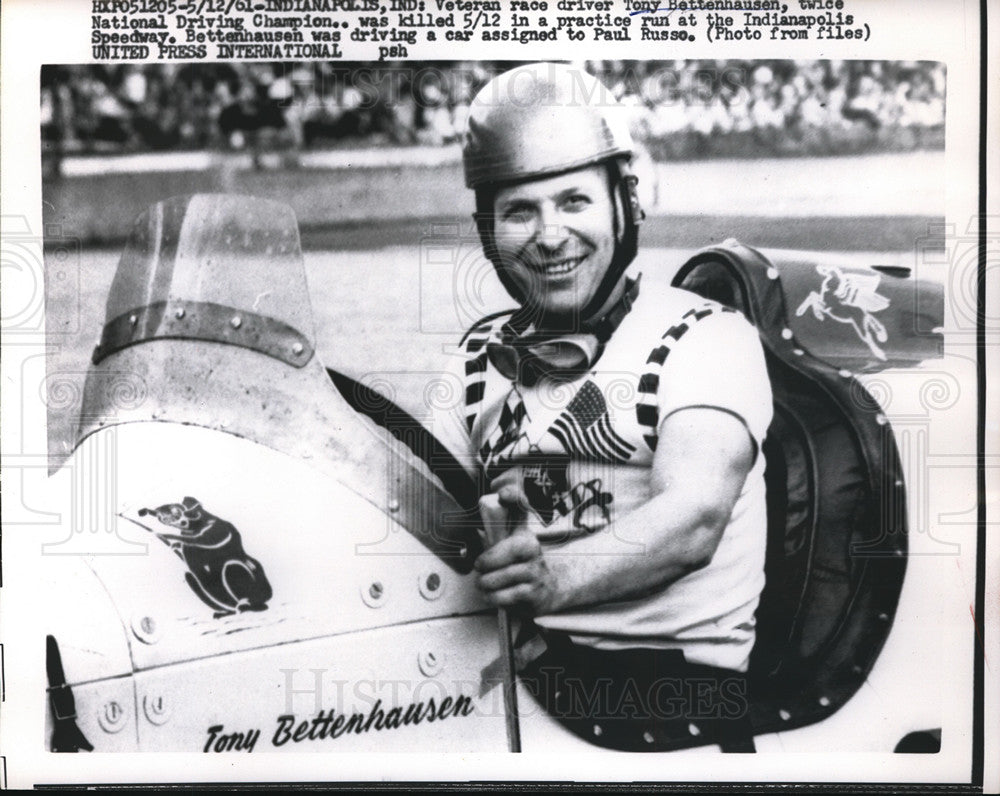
left=138, top=496, right=272, bottom=617
left=796, top=264, right=890, bottom=361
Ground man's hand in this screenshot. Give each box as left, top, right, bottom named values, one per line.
left=474, top=408, right=757, bottom=614
left=475, top=484, right=562, bottom=615
left=474, top=528, right=561, bottom=614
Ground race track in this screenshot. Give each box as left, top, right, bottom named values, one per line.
left=44, top=210, right=940, bottom=466
left=41, top=150, right=948, bottom=463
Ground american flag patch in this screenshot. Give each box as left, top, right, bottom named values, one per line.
left=549, top=380, right=635, bottom=463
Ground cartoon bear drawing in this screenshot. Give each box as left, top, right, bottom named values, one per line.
left=138, top=497, right=272, bottom=618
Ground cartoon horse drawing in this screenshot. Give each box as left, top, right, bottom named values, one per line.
left=138, top=497, right=272, bottom=618
left=796, top=264, right=890, bottom=361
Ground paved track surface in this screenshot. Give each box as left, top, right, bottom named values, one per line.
left=42, top=151, right=946, bottom=464
left=45, top=209, right=936, bottom=465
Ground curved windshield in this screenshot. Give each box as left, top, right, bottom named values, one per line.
left=104, top=193, right=315, bottom=351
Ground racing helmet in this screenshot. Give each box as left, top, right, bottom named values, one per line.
left=462, top=62, right=644, bottom=319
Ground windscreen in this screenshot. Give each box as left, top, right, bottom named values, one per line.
left=94, top=193, right=315, bottom=366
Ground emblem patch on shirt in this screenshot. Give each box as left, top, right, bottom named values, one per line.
left=480, top=380, right=629, bottom=536
left=521, top=453, right=614, bottom=535
left=549, top=380, right=636, bottom=464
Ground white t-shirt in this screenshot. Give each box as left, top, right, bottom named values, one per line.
left=435, top=282, right=773, bottom=672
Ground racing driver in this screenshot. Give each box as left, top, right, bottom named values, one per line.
left=436, top=62, right=773, bottom=752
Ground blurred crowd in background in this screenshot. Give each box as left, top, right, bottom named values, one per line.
left=41, top=60, right=945, bottom=165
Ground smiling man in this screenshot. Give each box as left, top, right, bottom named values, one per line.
left=492, top=166, right=618, bottom=318
left=438, top=63, right=773, bottom=752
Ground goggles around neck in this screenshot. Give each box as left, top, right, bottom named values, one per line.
left=486, top=276, right=641, bottom=386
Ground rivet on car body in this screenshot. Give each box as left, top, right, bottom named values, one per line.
left=361, top=580, right=386, bottom=608
left=418, top=649, right=444, bottom=677
left=688, top=722, right=701, bottom=736
left=98, top=700, right=127, bottom=734
left=131, top=614, right=160, bottom=645
left=779, top=709, right=791, bottom=721
left=419, top=572, right=444, bottom=601
left=143, top=693, right=171, bottom=726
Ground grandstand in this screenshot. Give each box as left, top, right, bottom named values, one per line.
left=40, top=59, right=945, bottom=170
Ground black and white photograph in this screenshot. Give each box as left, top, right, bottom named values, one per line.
left=1, top=0, right=996, bottom=789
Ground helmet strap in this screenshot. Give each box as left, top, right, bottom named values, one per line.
left=578, top=159, right=643, bottom=321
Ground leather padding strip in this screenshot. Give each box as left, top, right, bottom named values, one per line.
left=93, top=300, right=314, bottom=367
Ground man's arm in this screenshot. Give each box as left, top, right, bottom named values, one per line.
left=474, top=405, right=756, bottom=614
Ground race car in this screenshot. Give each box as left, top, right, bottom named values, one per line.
left=39, top=193, right=955, bottom=757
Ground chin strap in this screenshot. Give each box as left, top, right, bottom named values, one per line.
left=486, top=276, right=641, bottom=386
left=578, top=164, right=643, bottom=320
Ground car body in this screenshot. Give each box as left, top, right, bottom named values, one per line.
left=39, top=194, right=960, bottom=758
